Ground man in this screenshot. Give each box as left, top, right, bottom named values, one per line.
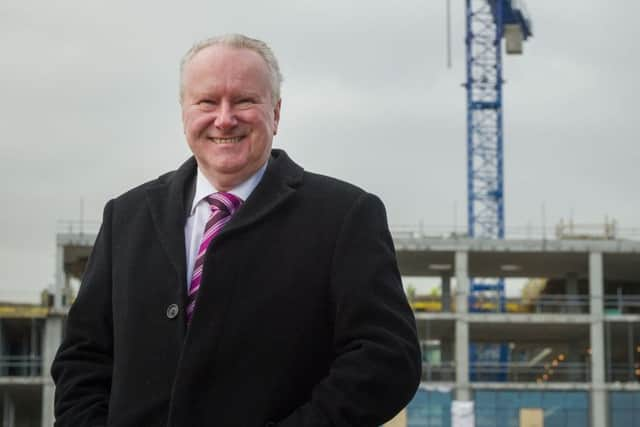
left=52, top=34, right=421, bottom=427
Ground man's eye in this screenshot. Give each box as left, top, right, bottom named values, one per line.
left=199, top=100, right=216, bottom=105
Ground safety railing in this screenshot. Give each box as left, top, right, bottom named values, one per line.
left=469, top=295, right=591, bottom=314
left=56, top=219, right=100, bottom=235
left=392, top=224, right=640, bottom=242
left=411, top=295, right=592, bottom=314
left=604, top=295, right=640, bottom=315
left=470, top=361, right=589, bottom=383
left=421, top=361, right=590, bottom=383
left=608, top=364, right=640, bottom=383
left=0, top=356, right=42, bottom=377
left=413, top=295, right=640, bottom=315
left=422, top=361, right=456, bottom=382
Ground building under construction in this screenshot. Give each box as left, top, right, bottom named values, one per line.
left=1, top=228, right=639, bottom=427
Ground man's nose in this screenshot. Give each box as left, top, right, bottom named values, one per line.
left=214, top=102, right=237, bottom=130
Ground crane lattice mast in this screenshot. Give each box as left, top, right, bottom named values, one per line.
left=465, top=0, right=532, bottom=381
left=465, top=0, right=532, bottom=310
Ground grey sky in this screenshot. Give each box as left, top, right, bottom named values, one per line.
left=1, top=0, right=638, bottom=302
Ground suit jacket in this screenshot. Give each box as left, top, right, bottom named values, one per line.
left=51, top=149, right=421, bottom=427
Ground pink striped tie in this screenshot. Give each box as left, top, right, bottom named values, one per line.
left=186, top=192, right=242, bottom=323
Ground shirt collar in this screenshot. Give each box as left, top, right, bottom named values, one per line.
left=189, top=161, right=268, bottom=216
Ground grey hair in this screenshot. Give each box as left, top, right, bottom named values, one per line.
left=179, top=34, right=283, bottom=104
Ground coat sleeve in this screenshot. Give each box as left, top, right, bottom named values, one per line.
left=277, top=193, right=422, bottom=427
left=51, top=200, right=115, bottom=427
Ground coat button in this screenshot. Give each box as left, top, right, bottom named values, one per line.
left=166, top=304, right=179, bottom=319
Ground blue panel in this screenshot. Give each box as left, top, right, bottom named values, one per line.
left=611, top=391, right=634, bottom=409
left=609, top=392, right=640, bottom=427
left=496, top=391, right=519, bottom=408
left=611, top=409, right=633, bottom=427
left=566, top=410, right=588, bottom=427
left=520, top=391, right=542, bottom=408
left=505, top=408, right=519, bottom=426
left=565, top=391, right=588, bottom=409
left=494, top=409, right=513, bottom=427
left=541, top=391, right=563, bottom=409
left=406, top=390, right=429, bottom=425
left=633, top=391, right=640, bottom=409
left=475, top=409, right=496, bottom=427
left=432, top=392, right=449, bottom=405
left=474, top=390, right=589, bottom=427
left=545, top=410, right=566, bottom=427
left=475, top=390, right=496, bottom=408
left=407, top=389, right=452, bottom=427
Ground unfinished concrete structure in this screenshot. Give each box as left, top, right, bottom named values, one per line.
left=396, top=234, right=640, bottom=427
left=0, top=232, right=92, bottom=427
left=1, top=231, right=639, bottom=426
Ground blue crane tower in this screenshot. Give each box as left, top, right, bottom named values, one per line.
left=465, top=0, right=532, bottom=380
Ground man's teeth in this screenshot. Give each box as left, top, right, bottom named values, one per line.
left=209, top=136, right=243, bottom=144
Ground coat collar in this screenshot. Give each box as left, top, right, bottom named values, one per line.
left=218, top=149, right=303, bottom=241
left=144, top=149, right=304, bottom=285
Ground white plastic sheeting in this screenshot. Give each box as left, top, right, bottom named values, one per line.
left=452, top=400, right=475, bottom=427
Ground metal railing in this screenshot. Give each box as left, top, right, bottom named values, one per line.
left=422, top=361, right=456, bottom=382
left=608, top=364, right=640, bottom=383
left=0, top=356, right=42, bottom=377
left=56, top=221, right=640, bottom=242
left=412, top=295, right=640, bottom=315
left=392, top=223, right=640, bottom=242
left=468, top=295, right=590, bottom=314
left=604, top=295, right=640, bottom=315
left=56, top=219, right=100, bottom=235
left=422, top=361, right=590, bottom=383
left=471, top=361, right=589, bottom=383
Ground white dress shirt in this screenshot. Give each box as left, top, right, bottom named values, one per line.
left=184, top=162, right=268, bottom=288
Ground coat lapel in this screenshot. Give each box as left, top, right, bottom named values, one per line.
left=215, top=149, right=304, bottom=242
left=142, top=150, right=303, bottom=292
left=145, top=157, right=197, bottom=297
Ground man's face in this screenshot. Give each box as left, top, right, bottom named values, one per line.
left=181, top=45, right=281, bottom=190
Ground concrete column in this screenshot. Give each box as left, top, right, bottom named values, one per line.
left=455, top=251, right=470, bottom=401
left=589, top=252, right=607, bottom=427
left=20, top=325, right=29, bottom=377
left=30, top=319, right=38, bottom=377
left=441, top=275, right=452, bottom=312
left=41, top=316, right=63, bottom=427
left=54, top=243, right=65, bottom=310
left=0, top=320, right=5, bottom=376
left=566, top=272, right=580, bottom=314
left=3, top=391, right=16, bottom=427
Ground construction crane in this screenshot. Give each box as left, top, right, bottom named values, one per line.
left=464, top=0, right=532, bottom=380
left=465, top=0, right=532, bottom=309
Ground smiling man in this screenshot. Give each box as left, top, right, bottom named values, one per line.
left=51, top=34, right=421, bottom=427
left=180, top=42, right=281, bottom=191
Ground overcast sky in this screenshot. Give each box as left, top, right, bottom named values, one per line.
left=1, top=0, right=638, bottom=302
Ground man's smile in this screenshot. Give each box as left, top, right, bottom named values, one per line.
left=207, top=135, right=245, bottom=144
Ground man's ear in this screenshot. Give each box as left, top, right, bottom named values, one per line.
left=180, top=101, right=187, bottom=135
left=273, top=99, right=282, bottom=135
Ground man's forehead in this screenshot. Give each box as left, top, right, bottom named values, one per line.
left=180, top=44, right=276, bottom=104
left=186, top=45, right=266, bottom=73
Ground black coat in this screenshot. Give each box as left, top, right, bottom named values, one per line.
left=52, top=149, right=421, bottom=427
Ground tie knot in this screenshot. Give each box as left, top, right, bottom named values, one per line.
left=206, top=192, right=243, bottom=215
